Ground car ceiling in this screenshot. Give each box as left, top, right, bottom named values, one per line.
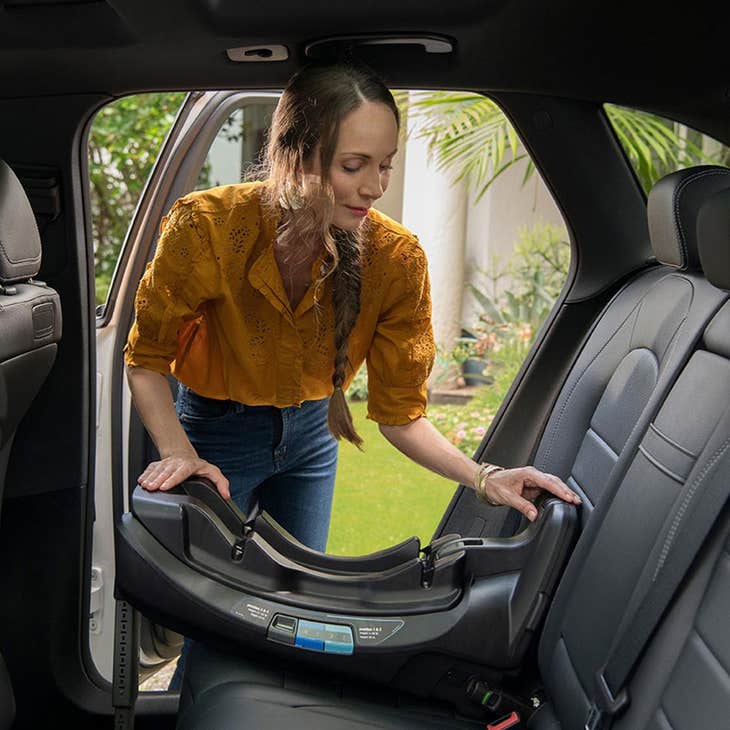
left=0, top=0, right=728, bottom=140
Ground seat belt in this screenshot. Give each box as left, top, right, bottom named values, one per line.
left=585, top=435, right=730, bottom=730
left=113, top=599, right=140, bottom=730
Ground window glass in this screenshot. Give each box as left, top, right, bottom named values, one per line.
left=605, top=103, right=730, bottom=193
left=93, top=90, right=570, bottom=560
left=331, top=90, right=570, bottom=555
left=88, top=92, right=186, bottom=306
left=195, top=103, right=277, bottom=190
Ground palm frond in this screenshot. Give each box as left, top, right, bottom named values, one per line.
left=409, top=92, right=527, bottom=199
left=408, top=93, right=722, bottom=200
left=605, top=104, right=714, bottom=189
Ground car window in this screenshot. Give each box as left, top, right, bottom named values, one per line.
left=605, top=103, right=730, bottom=193
left=94, top=89, right=572, bottom=558
left=88, top=92, right=186, bottom=307
left=194, top=103, right=277, bottom=190
left=330, top=90, right=571, bottom=555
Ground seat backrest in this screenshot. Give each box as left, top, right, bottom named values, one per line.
left=480, top=166, right=730, bottom=540
left=536, top=168, right=730, bottom=730
left=612, top=502, right=730, bottom=730
left=0, top=158, right=62, bottom=508
left=0, top=159, right=61, bottom=730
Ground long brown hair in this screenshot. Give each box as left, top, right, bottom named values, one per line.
left=259, top=62, right=400, bottom=448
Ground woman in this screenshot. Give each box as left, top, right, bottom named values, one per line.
left=124, top=63, right=580, bottom=682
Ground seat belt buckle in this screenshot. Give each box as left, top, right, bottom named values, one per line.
left=584, top=705, right=604, bottom=730
left=585, top=669, right=629, bottom=730
left=486, top=711, right=521, bottom=730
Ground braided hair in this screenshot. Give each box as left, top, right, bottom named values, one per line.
left=328, top=227, right=363, bottom=446
left=258, top=62, right=399, bottom=447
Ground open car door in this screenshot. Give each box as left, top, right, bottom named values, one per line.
left=91, top=89, right=280, bottom=685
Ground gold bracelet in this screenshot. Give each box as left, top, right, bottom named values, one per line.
left=474, top=463, right=504, bottom=506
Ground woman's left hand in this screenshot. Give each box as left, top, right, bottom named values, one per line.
left=481, top=466, right=581, bottom=522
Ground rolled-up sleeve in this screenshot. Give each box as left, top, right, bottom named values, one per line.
left=123, top=198, right=219, bottom=374
left=366, top=239, right=435, bottom=425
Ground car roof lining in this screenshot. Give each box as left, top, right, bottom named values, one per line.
left=0, top=0, right=727, bottom=141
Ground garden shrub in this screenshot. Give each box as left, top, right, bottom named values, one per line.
left=433, top=221, right=569, bottom=454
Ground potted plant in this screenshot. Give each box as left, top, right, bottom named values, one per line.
left=453, top=329, right=494, bottom=386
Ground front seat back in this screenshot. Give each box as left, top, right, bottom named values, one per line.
left=0, top=158, right=62, bottom=730
left=0, top=158, right=62, bottom=507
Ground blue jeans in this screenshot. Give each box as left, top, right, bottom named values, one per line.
left=168, top=385, right=339, bottom=690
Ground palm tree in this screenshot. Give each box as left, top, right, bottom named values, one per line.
left=408, top=92, right=726, bottom=198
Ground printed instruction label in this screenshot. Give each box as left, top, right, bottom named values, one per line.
left=232, top=599, right=271, bottom=624
left=325, top=616, right=405, bottom=645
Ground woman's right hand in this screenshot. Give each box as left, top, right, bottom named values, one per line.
left=138, top=453, right=231, bottom=500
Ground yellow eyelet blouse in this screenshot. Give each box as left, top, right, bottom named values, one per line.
left=123, top=181, right=435, bottom=426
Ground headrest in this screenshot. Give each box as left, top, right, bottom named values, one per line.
left=647, top=165, right=730, bottom=271
left=697, top=186, right=730, bottom=291
left=0, top=159, right=42, bottom=284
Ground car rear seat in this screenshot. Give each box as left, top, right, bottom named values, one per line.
left=0, top=158, right=62, bottom=730
left=456, top=167, right=730, bottom=539
left=173, top=166, right=730, bottom=730
left=531, top=181, right=730, bottom=729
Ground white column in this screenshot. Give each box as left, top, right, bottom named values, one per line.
left=401, top=93, right=468, bottom=383
left=462, top=149, right=565, bottom=328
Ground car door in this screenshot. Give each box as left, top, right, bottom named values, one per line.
left=91, top=90, right=280, bottom=684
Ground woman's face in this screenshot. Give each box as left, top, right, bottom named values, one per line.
left=326, top=101, right=399, bottom=231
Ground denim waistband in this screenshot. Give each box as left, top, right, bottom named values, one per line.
left=177, top=384, right=329, bottom=414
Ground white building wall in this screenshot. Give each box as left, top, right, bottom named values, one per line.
left=462, top=159, right=564, bottom=328
left=205, top=108, right=245, bottom=186
left=391, top=95, right=565, bottom=359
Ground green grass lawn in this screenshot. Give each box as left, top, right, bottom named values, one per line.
left=326, top=401, right=457, bottom=555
